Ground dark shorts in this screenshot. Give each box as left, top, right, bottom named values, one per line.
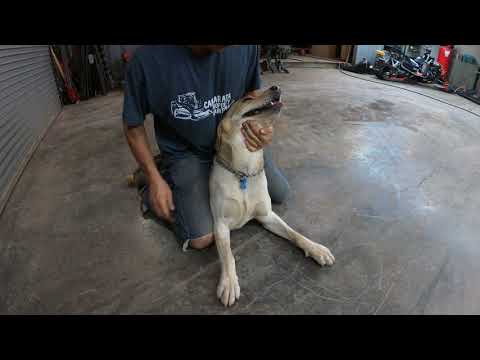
left=141, top=147, right=290, bottom=251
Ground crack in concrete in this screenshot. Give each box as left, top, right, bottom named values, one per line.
left=411, top=248, right=450, bottom=315
left=395, top=164, right=444, bottom=195
left=373, top=282, right=395, bottom=315
left=244, top=260, right=301, bottom=309
left=300, top=273, right=352, bottom=302
left=294, top=281, right=349, bottom=304
left=417, top=167, right=441, bottom=188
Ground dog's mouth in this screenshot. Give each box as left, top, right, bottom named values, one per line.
left=242, top=99, right=283, bottom=118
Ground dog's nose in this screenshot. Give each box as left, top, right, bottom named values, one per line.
left=270, top=86, right=281, bottom=102
left=270, top=86, right=281, bottom=101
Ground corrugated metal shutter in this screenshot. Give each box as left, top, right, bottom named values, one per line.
left=0, top=45, right=61, bottom=213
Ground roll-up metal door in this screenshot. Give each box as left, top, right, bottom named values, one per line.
left=0, top=45, right=61, bottom=213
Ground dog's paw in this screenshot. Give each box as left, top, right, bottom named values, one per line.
left=305, top=243, right=335, bottom=266
left=217, top=271, right=240, bottom=307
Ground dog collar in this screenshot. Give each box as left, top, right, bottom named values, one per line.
left=215, top=156, right=264, bottom=191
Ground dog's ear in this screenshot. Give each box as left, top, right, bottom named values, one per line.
left=215, top=119, right=232, bottom=151
left=221, top=118, right=232, bottom=134
left=215, top=123, right=223, bottom=151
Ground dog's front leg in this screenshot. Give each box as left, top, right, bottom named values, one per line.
left=256, top=211, right=335, bottom=266
left=214, top=221, right=240, bottom=307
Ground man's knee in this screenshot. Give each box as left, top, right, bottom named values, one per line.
left=264, top=148, right=290, bottom=204
left=189, top=233, right=214, bottom=250
left=270, top=180, right=291, bottom=204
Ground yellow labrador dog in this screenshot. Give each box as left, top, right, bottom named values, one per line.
left=211, top=86, right=335, bottom=307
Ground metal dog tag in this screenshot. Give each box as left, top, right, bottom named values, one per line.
left=240, top=176, right=248, bottom=191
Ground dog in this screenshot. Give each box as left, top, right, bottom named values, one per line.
left=211, top=85, right=335, bottom=307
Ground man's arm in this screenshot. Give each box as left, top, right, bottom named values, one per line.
left=123, top=123, right=159, bottom=183
left=123, top=123, right=174, bottom=222
left=242, top=45, right=274, bottom=152
left=123, top=57, right=174, bottom=222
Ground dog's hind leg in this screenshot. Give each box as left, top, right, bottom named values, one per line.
left=214, top=221, right=241, bottom=307
left=256, top=211, right=335, bottom=266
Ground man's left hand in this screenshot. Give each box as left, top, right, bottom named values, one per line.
left=241, top=120, right=273, bottom=152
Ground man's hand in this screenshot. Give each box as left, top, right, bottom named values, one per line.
left=241, top=120, right=273, bottom=152
left=149, top=175, right=175, bottom=223
left=123, top=122, right=175, bottom=223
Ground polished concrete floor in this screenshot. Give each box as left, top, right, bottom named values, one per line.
left=1, top=69, right=480, bottom=314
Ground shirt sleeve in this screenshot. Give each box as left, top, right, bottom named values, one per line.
left=245, top=45, right=262, bottom=93
left=122, top=57, right=149, bottom=127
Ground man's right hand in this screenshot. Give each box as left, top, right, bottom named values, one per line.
left=148, top=175, right=175, bottom=223
left=123, top=122, right=176, bottom=223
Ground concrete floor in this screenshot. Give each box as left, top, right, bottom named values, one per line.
left=1, top=69, right=480, bottom=314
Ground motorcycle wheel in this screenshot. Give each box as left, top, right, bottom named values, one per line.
left=380, top=68, right=391, bottom=81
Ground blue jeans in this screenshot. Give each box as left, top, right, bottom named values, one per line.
left=142, top=147, right=290, bottom=250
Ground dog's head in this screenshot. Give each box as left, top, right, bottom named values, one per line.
left=226, top=85, right=283, bottom=128
left=216, top=86, right=283, bottom=151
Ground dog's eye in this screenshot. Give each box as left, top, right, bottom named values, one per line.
left=242, top=98, right=253, bottom=102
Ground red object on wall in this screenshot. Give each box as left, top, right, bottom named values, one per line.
left=121, top=51, right=131, bottom=63
left=437, top=45, right=454, bottom=81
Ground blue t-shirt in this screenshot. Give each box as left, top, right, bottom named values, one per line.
left=122, top=45, right=261, bottom=160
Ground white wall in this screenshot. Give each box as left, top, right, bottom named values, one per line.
left=454, top=45, right=480, bottom=60
left=354, top=45, right=384, bottom=64
left=448, top=45, right=480, bottom=90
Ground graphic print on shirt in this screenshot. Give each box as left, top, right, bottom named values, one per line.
left=171, top=92, right=232, bottom=121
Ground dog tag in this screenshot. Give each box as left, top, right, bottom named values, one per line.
left=239, top=176, right=248, bottom=190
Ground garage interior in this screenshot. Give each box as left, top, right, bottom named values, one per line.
left=1, top=45, right=480, bottom=314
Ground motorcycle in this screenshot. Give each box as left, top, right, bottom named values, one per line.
left=404, top=47, right=444, bottom=84
left=372, top=47, right=444, bottom=85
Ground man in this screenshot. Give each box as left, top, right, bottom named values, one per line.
left=123, top=45, right=290, bottom=251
